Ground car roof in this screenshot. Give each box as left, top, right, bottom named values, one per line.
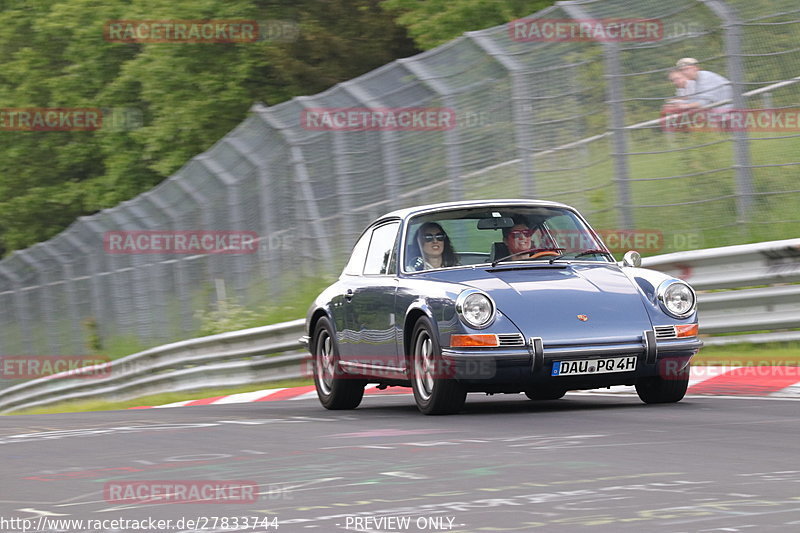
left=376, top=198, right=575, bottom=222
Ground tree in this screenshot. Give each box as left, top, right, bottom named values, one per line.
left=381, top=0, right=554, bottom=50
left=0, top=0, right=418, bottom=255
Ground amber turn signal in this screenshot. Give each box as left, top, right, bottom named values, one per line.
left=675, top=324, right=699, bottom=337
left=450, top=334, right=499, bottom=347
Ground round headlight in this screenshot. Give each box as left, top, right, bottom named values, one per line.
left=456, top=290, right=495, bottom=329
left=658, top=281, right=696, bottom=318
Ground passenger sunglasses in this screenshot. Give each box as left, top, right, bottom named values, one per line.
left=423, top=233, right=446, bottom=242
left=509, top=229, right=534, bottom=239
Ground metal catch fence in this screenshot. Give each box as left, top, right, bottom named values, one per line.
left=1, top=0, right=799, bottom=361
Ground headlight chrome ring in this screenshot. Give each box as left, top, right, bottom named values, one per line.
left=657, top=280, right=697, bottom=318
left=455, top=289, right=496, bottom=329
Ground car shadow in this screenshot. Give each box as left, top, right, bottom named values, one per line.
left=354, top=392, right=698, bottom=415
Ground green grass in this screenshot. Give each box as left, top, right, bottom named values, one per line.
left=8, top=378, right=314, bottom=415
left=694, top=341, right=800, bottom=366
left=460, top=128, right=800, bottom=255
left=85, top=274, right=336, bottom=362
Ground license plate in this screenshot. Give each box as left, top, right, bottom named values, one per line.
left=551, top=356, right=637, bottom=376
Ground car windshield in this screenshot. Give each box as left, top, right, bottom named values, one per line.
left=403, top=205, right=610, bottom=272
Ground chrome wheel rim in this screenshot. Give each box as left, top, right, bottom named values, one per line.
left=413, top=330, right=435, bottom=401
left=316, top=331, right=335, bottom=395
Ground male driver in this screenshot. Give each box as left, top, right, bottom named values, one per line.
left=501, top=222, right=560, bottom=260
left=673, top=57, right=732, bottom=112
left=503, top=223, right=534, bottom=257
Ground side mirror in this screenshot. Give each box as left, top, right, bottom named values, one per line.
left=622, top=250, right=642, bottom=268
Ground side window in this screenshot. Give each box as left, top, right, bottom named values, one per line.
left=364, top=222, right=400, bottom=275
left=342, top=230, right=372, bottom=276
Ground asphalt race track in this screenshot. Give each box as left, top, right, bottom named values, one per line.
left=1, top=393, right=799, bottom=532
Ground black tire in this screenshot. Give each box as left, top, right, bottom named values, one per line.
left=635, top=362, right=690, bottom=404
left=524, top=387, right=567, bottom=401
left=409, top=317, right=467, bottom=415
left=312, top=317, right=365, bottom=410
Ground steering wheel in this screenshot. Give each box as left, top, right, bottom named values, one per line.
left=529, top=251, right=561, bottom=259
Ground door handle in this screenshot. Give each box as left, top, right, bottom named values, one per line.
left=345, top=289, right=354, bottom=302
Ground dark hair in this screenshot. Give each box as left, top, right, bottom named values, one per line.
left=501, top=216, right=530, bottom=239
left=414, top=222, right=458, bottom=267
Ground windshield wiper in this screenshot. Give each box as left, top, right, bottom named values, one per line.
left=492, top=248, right=565, bottom=267
left=548, top=248, right=614, bottom=264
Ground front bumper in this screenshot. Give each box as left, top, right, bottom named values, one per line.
left=441, top=334, right=702, bottom=386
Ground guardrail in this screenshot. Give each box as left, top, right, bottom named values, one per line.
left=0, top=320, right=307, bottom=414
left=1, top=239, right=798, bottom=414
left=642, top=238, right=800, bottom=345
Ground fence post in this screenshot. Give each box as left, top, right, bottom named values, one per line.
left=560, top=2, right=633, bottom=230
left=466, top=32, right=537, bottom=198
left=701, top=0, right=755, bottom=224
left=106, top=207, right=152, bottom=339
left=340, top=81, right=403, bottom=211
left=224, top=134, right=281, bottom=299
left=63, top=228, right=110, bottom=349
left=0, top=264, right=32, bottom=355
left=400, top=57, right=464, bottom=202
left=197, top=155, right=250, bottom=298
left=253, top=104, right=334, bottom=274
left=295, top=95, right=358, bottom=249
left=174, top=176, right=216, bottom=284
left=37, top=243, right=82, bottom=355
left=14, top=251, right=59, bottom=355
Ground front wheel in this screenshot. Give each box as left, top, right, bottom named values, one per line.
left=635, top=363, right=690, bottom=404
left=410, top=317, right=466, bottom=415
left=312, top=317, right=365, bottom=409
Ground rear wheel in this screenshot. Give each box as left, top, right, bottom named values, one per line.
left=410, top=317, right=466, bottom=415
left=313, top=317, right=365, bottom=409
left=635, top=363, right=690, bottom=404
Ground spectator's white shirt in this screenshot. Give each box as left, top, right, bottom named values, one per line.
left=688, top=70, right=733, bottom=110
left=676, top=79, right=696, bottom=98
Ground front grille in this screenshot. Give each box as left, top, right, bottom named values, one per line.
left=654, top=325, right=677, bottom=339
left=497, top=333, right=525, bottom=346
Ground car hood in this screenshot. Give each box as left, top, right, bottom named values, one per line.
left=453, top=264, right=653, bottom=344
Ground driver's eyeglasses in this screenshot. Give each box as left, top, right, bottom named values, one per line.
left=509, top=229, right=533, bottom=239
left=423, top=233, right=446, bottom=242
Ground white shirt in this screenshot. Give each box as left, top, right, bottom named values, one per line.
left=675, top=79, right=696, bottom=98
left=688, top=70, right=733, bottom=111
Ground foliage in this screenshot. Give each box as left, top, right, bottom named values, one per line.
left=382, top=0, right=554, bottom=49
left=195, top=298, right=263, bottom=336
left=194, top=275, right=335, bottom=336
left=0, top=0, right=418, bottom=255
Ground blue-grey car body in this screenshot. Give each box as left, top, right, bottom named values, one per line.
left=304, top=199, right=701, bottom=397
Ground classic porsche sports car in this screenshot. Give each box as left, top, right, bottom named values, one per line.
left=302, top=199, right=702, bottom=414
